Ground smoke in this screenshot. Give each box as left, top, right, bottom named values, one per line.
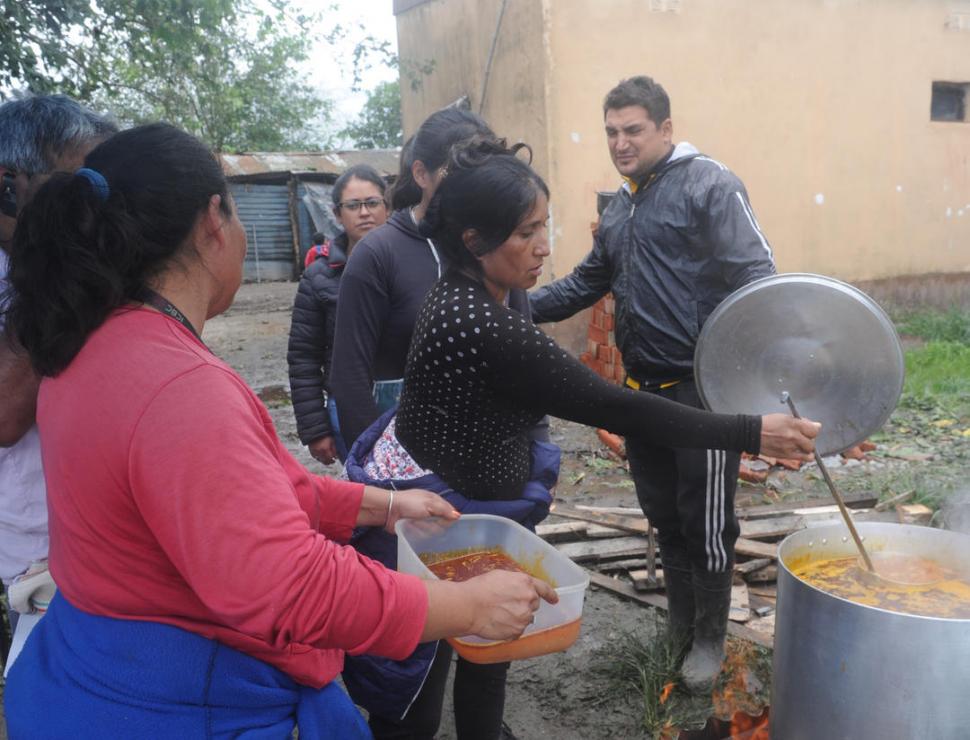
left=938, top=488, right=970, bottom=534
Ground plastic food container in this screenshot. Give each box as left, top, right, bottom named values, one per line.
left=396, top=514, right=590, bottom=664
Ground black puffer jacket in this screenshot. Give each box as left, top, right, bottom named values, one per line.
left=530, top=142, right=775, bottom=384
left=286, top=233, right=348, bottom=445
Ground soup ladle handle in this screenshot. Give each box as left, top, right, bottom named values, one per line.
left=780, top=391, right=875, bottom=572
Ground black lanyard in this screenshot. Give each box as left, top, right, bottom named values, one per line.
left=135, top=287, right=203, bottom=343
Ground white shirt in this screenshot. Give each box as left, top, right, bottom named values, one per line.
left=0, top=250, right=48, bottom=584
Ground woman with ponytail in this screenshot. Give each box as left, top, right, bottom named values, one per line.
left=341, top=138, right=821, bottom=740
left=1, top=123, right=557, bottom=738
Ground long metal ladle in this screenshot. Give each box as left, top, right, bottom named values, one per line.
left=781, top=391, right=875, bottom=572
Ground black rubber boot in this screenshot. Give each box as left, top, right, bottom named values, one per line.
left=659, top=545, right=695, bottom=654
left=680, top=567, right=732, bottom=693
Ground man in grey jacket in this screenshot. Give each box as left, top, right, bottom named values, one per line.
left=530, top=75, right=774, bottom=692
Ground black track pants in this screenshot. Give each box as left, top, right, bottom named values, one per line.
left=624, top=379, right=741, bottom=574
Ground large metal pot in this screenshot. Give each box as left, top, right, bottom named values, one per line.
left=771, top=522, right=970, bottom=739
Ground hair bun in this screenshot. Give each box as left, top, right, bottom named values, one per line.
left=450, top=136, right=508, bottom=169
left=448, top=136, right=534, bottom=171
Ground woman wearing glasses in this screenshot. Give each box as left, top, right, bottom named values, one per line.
left=287, top=164, right=389, bottom=464
left=328, top=107, right=503, bottom=449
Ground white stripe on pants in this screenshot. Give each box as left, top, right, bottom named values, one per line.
left=705, top=450, right=729, bottom=572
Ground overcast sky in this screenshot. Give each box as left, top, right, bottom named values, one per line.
left=301, top=0, right=399, bottom=141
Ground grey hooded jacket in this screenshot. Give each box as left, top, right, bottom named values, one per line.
left=530, top=142, right=775, bottom=384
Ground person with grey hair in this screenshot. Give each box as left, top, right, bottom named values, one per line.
left=0, top=93, right=117, bottom=666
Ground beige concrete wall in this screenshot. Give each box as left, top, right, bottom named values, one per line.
left=542, top=0, right=970, bottom=286
left=394, top=0, right=549, bottom=180
left=395, top=0, right=584, bottom=344
left=397, top=0, right=970, bottom=351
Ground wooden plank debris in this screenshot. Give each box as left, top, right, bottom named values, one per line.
left=555, top=536, right=648, bottom=563
left=896, top=503, right=933, bottom=525
left=874, top=489, right=915, bottom=512
left=550, top=505, right=891, bottom=566
left=746, top=612, right=775, bottom=639
left=585, top=570, right=773, bottom=648
left=550, top=505, right=649, bottom=535
left=588, top=524, right=634, bottom=539
left=535, top=521, right=587, bottom=542
left=739, top=516, right=807, bottom=540
left=573, top=505, right=643, bottom=516
left=745, top=565, right=778, bottom=583
left=628, top=568, right=665, bottom=591
left=735, top=558, right=773, bottom=576
left=747, top=586, right=778, bottom=600
left=734, top=538, right=777, bottom=559
left=738, top=493, right=877, bottom=520
left=598, top=558, right=653, bottom=573
left=729, top=582, right=751, bottom=623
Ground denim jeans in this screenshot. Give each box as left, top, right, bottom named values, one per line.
left=327, top=380, right=403, bottom=464
left=372, top=379, right=404, bottom=414
left=325, top=397, right=349, bottom=463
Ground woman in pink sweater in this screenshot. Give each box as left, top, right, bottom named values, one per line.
left=2, top=123, right=555, bottom=739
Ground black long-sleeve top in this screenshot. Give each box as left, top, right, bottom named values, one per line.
left=397, top=271, right=761, bottom=502
left=329, top=210, right=442, bottom=444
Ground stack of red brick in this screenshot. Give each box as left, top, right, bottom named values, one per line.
left=579, top=294, right=626, bottom=386
left=580, top=294, right=629, bottom=459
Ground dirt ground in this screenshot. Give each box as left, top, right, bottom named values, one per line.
left=2, top=279, right=965, bottom=739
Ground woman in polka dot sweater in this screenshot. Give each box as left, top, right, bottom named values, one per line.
left=344, top=138, right=821, bottom=740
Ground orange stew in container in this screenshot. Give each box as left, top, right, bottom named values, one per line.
left=420, top=547, right=555, bottom=586
left=423, top=548, right=526, bottom=582
left=416, top=543, right=581, bottom=664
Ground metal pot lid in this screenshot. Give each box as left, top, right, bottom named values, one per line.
left=694, top=273, right=904, bottom=456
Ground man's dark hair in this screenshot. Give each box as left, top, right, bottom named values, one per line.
left=603, top=76, right=671, bottom=125
left=7, top=123, right=230, bottom=376
left=311, top=232, right=326, bottom=245
left=0, top=94, right=117, bottom=173
left=331, top=164, right=387, bottom=208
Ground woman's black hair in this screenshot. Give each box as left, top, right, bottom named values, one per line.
left=388, top=108, right=496, bottom=211
left=5, top=122, right=231, bottom=377
left=331, top=163, right=387, bottom=208
left=418, top=137, right=549, bottom=276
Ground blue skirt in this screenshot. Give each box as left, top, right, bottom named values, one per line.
left=4, top=593, right=372, bottom=739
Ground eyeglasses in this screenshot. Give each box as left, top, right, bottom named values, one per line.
left=338, top=197, right=386, bottom=212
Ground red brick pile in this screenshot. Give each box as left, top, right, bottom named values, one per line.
left=579, top=294, right=626, bottom=386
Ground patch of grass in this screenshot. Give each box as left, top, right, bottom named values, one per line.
left=901, top=341, right=970, bottom=418
left=592, top=627, right=688, bottom=737
left=895, top=309, right=970, bottom=344
left=591, top=628, right=774, bottom=738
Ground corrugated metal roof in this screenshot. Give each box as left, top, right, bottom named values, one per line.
left=220, top=149, right=401, bottom=180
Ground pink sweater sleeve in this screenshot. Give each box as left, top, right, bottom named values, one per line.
left=127, top=365, right=427, bottom=659
left=277, top=445, right=365, bottom=543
